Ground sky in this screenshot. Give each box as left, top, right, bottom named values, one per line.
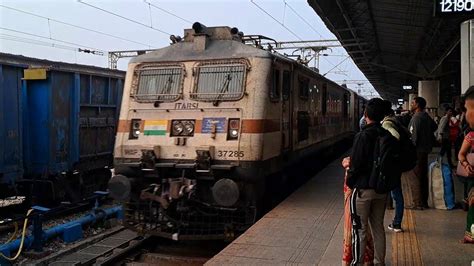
left=0, top=0, right=379, bottom=98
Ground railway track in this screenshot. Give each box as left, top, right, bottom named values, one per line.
left=33, top=226, right=149, bottom=266
left=33, top=226, right=221, bottom=266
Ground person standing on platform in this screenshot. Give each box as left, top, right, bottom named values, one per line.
left=346, top=98, right=387, bottom=265
left=408, top=96, right=437, bottom=209
left=437, top=107, right=455, bottom=168
left=450, top=109, right=462, bottom=162
left=457, top=85, right=474, bottom=244
left=381, top=100, right=404, bottom=233
left=359, top=115, right=366, bottom=131
left=341, top=158, right=374, bottom=265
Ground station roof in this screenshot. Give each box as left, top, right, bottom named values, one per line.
left=308, top=0, right=473, bottom=101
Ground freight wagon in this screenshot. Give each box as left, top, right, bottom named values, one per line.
left=0, top=53, right=124, bottom=204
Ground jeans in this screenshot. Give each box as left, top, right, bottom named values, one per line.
left=439, top=138, right=453, bottom=167
left=391, top=186, right=404, bottom=226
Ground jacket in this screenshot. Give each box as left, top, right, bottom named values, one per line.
left=408, top=111, right=437, bottom=153
left=346, top=123, right=382, bottom=189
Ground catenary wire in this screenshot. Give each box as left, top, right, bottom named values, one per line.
left=250, top=0, right=346, bottom=75
left=0, top=33, right=80, bottom=51
left=0, top=4, right=155, bottom=48
left=145, top=0, right=193, bottom=24
left=77, top=0, right=172, bottom=36
left=0, top=27, right=105, bottom=54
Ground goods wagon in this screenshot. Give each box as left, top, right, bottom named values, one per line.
left=0, top=53, right=125, bottom=203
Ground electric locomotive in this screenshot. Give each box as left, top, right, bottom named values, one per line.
left=111, top=23, right=365, bottom=240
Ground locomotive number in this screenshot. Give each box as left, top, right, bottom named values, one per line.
left=217, top=150, right=244, bottom=158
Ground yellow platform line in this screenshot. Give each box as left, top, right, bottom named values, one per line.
left=391, top=209, right=423, bottom=265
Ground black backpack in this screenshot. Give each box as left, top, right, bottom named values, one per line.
left=369, top=127, right=402, bottom=194
left=386, top=118, right=417, bottom=172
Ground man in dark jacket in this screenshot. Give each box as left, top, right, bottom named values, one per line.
left=408, top=96, right=437, bottom=209
left=347, top=98, right=387, bottom=266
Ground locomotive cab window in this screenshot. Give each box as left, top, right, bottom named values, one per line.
left=191, top=63, right=246, bottom=101
left=134, top=66, right=183, bottom=102
left=270, top=69, right=280, bottom=101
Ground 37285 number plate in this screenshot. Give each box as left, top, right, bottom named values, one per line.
left=217, top=150, right=244, bottom=158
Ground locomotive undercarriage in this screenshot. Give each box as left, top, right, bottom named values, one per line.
left=116, top=161, right=261, bottom=240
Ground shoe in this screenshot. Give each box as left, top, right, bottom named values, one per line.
left=388, top=223, right=403, bottom=232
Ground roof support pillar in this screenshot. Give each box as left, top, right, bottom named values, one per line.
left=418, top=80, right=440, bottom=116
left=461, top=19, right=474, bottom=95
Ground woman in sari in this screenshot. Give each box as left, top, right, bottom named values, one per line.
left=457, top=86, right=474, bottom=244
left=342, top=157, right=374, bottom=265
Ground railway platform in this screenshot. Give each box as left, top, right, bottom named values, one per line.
left=206, top=153, right=474, bottom=265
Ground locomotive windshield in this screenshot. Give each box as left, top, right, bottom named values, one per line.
left=190, top=63, right=246, bottom=101
left=134, top=66, right=183, bottom=102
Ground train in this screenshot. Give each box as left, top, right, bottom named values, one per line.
left=110, top=23, right=367, bottom=240
left=0, top=53, right=125, bottom=205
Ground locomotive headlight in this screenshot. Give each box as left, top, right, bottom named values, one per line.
left=171, top=120, right=195, bottom=136
left=230, top=129, right=238, bottom=137
left=184, top=121, right=194, bottom=134
left=172, top=121, right=184, bottom=135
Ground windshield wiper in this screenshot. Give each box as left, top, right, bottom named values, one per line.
left=159, top=75, right=174, bottom=95
left=213, top=73, right=232, bottom=106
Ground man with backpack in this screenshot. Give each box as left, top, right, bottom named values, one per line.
left=346, top=98, right=397, bottom=266
left=381, top=100, right=417, bottom=233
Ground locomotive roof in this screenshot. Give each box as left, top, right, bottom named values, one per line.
left=130, top=39, right=272, bottom=64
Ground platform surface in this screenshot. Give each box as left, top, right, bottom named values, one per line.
left=206, top=154, right=474, bottom=265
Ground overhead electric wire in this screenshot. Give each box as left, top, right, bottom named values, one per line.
left=250, top=0, right=346, bottom=75
left=0, top=27, right=105, bottom=54
left=283, top=0, right=324, bottom=39
left=0, top=33, right=80, bottom=52
left=77, top=0, right=171, bottom=36
left=281, top=1, right=352, bottom=76
left=0, top=4, right=154, bottom=48
left=250, top=0, right=303, bottom=41
left=144, top=0, right=193, bottom=24
left=323, top=56, right=350, bottom=76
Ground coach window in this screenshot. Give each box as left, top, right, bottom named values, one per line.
left=299, top=76, right=309, bottom=99
left=297, top=111, right=309, bottom=142
left=270, top=69, right=280, bottom=101
left=321, top=83, right=327, bottom=115
left=343, top=93, right=349, bottom=118
left=135, top=66, right=183, bottom=102
left=282, top=70, right=291, bottom=100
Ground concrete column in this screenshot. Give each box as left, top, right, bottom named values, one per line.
left=461, top=19, right=474, bottom=94
left=418, top=80, right=440, bottom=115
left=408, top=93, right=417, bottom=104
